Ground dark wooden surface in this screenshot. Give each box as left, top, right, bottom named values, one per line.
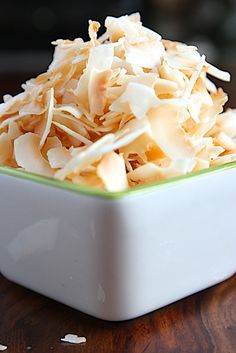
left=0, top=274, right=235, bottom=353
left=1, top=74, right=236, bottom=353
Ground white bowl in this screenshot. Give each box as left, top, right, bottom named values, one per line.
left=0, top=163, right=235, bottom=321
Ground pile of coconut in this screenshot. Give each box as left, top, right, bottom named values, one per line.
left=0, top=13, right=235, bottom=191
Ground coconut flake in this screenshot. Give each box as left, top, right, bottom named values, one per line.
left=8, top=121, right=22, bottom=140
left=105, top=14, right=161, bottom=43
left=88, top=20, right=100, bottom=46
left=206, top=64, right=230, bottom=82
left=47, top=147, right=71, bottom=168
left=86, top=44, right=114, bottom=72
left=128, top=159, right=195, bottom=184
left=0, top=92, right=27, bottom=116
left=88, top=69, right=112, bottom=115
left=0, top=344, right=7, bottom=351
left=183, top=55, right=205, bottom=99
left=0, top=114, right=22, bottom=130
left=148, top=105, right=195, bottom=160
left=61, top=334, right=86, bottom=344
left=14, top=133, right=53, bottom=176
left=124, top=40, right=165, bottom=69
left=54, top=105, right=82, bottom=119
left=40, top=88, right=54, bottom=147
left=55, top=134, right=115, bottom=179
left=97, top=152, right=128, bottom=191
left=0, top=132, right=13, bottom=163
left=216, top=110, right=236, bottom=138
left=3, top=94, right=12, bottom=102
left=53, top=121, right=92, bottom=145
left=55, top=120, right=148, bottom=180
left=110, top=82, right=158, bottom=119
left=205, top=77, right=217, bottom=93
left=154, top=78, right=178, bottom=95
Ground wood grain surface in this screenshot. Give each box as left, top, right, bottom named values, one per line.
left=0, top=273, right=235, bottom=353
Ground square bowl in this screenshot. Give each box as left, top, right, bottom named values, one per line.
left=0, top=163, right=235, bottom=321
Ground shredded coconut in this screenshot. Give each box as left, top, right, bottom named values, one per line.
left=0, top=13, right=235, bottom=190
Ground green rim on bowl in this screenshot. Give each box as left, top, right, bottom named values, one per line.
left=0, top=161, right=236, bottom=199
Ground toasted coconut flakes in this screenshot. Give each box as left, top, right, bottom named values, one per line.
left=54, top=113, right=89, bottom=137
left=88, top=20, right=100, bottom=46
left=53, top=121, right=92, bottom=145
left=211, top=153, right=236, bottom=166
left=54, top=105, right=82, bottom=119
left=42, top=136, right=62, bottom=157
left=61, top=334, right=86, bottom=344
left=0, top=132, right=13, bottom=163
left=97, top=152, right=128, bottom=191
left=148, top=106, right=195, bottom=160
left=208, top=145, right=225, bottom=160
left=0, top=114, right=22, bottom=130
left=216, top=110, right=236, bottom=138
left=55, top=134, right=115, bottom=179
left=154, top=79, right=178, bottom=95
left=56, top=120, right=148, bottom=180
left=213, top=131, right=236, bottom=150
left=159, top=61, right=187, bottom=91
left=103, top=115, right=122, bottom=127
left=34, top=118, right=47, bottom=138
left=3, top=94, right=12, bottom=102
left=73, top=73, right=89, bottom=111
left=110, top=82, right=158, bottom=119
left=0, top=344, right=7, bottom=351
left=72, top=53, right=88, bottom=64
left=194, top=157, right=210, bottom=171
left=87, top=44, right=114, bottom=72
left=193, top=89, right=228, bottom=138
left=0, top=92, right=27, bottom=116
left=164, top=42, right=201, bottom=70
left=0, top=12, right=234, bottom=189
left=19, top=99, right=46, bottom=117
left=206, top=64, right=230, bottom=82
left=105, top=14, right=161, bottom=44
left=124, top=40, right=164, bottom=69
left=112, top=119, right=150, bottom=150
left=40, top=88, right=54, bottom=147
left=88, top=69, right=112, bottom=115
left=47, top=147, right=71, bottom=168
left=14, top=133, right=53, bottom=176
left=8, top=121, right=22, bottom=140
left=71, top=172, right=103, bottom=187
left=128, top=159, right=195, bottom=184
left=120, top=132, right=156, bottom=162
left=128, top=73, right=158, bottom=88
left=205, top=77, right=217, bottom=94
left=183, top=55, right=205, bottom=99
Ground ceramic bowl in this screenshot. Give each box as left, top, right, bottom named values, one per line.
left=0, top=163, right=235, bottom=321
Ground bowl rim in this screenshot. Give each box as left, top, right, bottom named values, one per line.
left=0, top=161, right=236, bottom=199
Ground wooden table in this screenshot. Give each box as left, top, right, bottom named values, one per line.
left=0, top=273, right=235, bottom=353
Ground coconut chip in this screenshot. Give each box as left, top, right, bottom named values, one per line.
left=0, top=344, right=7, bottom=351
left=47, top=147, right=71, bottom=168
left=14, top=133, right=53, bottom=176
left=0, top=133, right=13, bottom=164
left=61, top=334, right=86, bottom=344
left=0, top=12, right=235, bottom=190
left=40, top=88, right=54, bottom=147
left=97, top=152, right=128, bottom=191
